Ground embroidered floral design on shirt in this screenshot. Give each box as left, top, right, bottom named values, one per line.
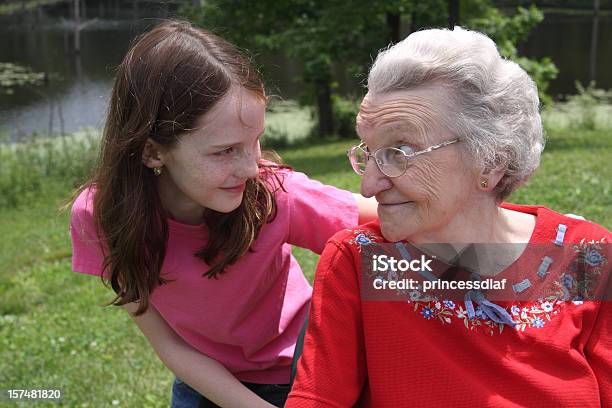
left=408, top=297, right=568, bottom=336
left=404, top=236, right=609, bottom=336
left=510, top=298, right=566, bottom=332
left=569, top=238, right=607, bottom=295
left=409, top=298, right=505, bottom=335
left=544, top=238, right=608, bottom=302
left=348, top=230, right=382, bottom=252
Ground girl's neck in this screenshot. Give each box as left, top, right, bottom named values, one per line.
left=157, top=174, right=205, bottom=225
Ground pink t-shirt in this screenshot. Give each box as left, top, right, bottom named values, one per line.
left=70, top=169, right=358, bottom=384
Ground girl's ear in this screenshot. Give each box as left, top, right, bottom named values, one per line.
left=142, top=138, right=165, bottom=169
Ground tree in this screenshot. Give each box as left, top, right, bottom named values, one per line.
left=183, top=0, right=557, bottom=137
left=590, top=0, right=600, bottom=82
left=463, top=3, right=558, bottom=105
left=185, top=0, right=402, bottom=137
left=449, top=0, right=460, bottom=28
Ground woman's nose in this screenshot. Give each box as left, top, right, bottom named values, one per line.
left=360, top=159, right=393, bottom=198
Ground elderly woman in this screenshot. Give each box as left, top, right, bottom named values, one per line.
left=285, top=27, right=610, bottom=407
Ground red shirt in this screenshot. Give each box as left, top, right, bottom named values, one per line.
left=286, top=204, right=611, bottom=407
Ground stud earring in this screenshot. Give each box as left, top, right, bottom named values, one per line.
left=480, top=179, right=488, bottom=188
left=153, top=167, right=163, bottom=176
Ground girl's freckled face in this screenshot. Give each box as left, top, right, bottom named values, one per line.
left=160, top=88, right=265, bottom=216
left=357, top=87, right=478, bottom=243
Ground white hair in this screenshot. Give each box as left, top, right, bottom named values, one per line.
left=367, top=26, right=544, bottom=200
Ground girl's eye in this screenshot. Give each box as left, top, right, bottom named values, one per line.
left=215, top=147, right=237, bottom=156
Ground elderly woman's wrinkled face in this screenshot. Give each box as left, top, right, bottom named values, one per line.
left=357, top=86, right=478, bottom=243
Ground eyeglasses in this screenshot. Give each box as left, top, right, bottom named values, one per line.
left=347, top=138, right=461, bottom=178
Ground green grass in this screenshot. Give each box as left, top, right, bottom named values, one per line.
left=511, top=130, right=611, bottom=225
left=0, top=126, right=610, bottom=406
left=0, top=129, right=98, bottom=208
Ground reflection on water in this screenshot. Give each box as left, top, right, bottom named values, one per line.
left=0, top=18, right=151, bottom=140
left=2, top=79, right=110, bottom=139
left=1, top=11, right=611, bottom=140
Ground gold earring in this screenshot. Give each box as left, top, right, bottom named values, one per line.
left=480, top=179, right=488, bottom=188
left=153, top=167, right=163, bottom=176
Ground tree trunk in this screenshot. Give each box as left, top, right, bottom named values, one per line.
left=316, top=79, right=334, bottom=138
left=448, top=0, right=460, bottom=29
left=74, top=0, right=80, bottom=53
left=590, top=0, right=600, bottom=82
left=386, top=12, right=401, bottom=44
left=409, top=9, right=417, bottom=34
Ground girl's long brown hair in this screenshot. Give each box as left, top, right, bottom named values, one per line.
left=77, top=20, right=284, bottom=315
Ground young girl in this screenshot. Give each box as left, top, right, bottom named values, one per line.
left=70, top=20, right=374, bottom=407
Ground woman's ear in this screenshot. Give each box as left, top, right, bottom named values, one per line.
left=142, top=138, right=165, bottom=169
left=479, top=167, right=505, bottom=192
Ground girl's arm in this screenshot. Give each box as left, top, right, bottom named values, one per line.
left=123, top=302, right=275, bottom=408
left=353, top=193, right=378, bottom=224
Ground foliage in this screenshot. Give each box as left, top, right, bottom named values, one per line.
left=565, top=82, right=612, bottom=130
left=182, top=0, right=557, bottom=135
left=331, top=95, right=361, bottom=139
left=542, top=82, right=612, bottom=132
left=183, top=0, right=396, bottom=137
left=0, top=130, right=99, bottom=208
left=465, top=4, right=558, bottom=105
left=262, top=100, right=315, bottom=148
left=0, top=63, right=45, bottom=95
left=0, top=0, right=65, bottom=16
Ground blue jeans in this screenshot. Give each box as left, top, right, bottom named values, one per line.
left=171, top=377, right=290, bottom=408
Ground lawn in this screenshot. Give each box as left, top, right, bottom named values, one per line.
left=0, top=129, right=610, bottom=407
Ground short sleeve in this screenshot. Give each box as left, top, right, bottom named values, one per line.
left=286, top=239, right=367, bottom=407
left=284, top=171, right=358, bottom=254
left=70, top=188, right=106, bottom=277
